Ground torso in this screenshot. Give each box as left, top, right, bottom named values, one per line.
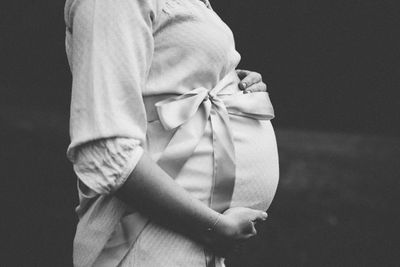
left=144, top=0, right=279, bottom=212
left=69, top=0, right=280, bottom=265
left=127, top=0, right=279, bottom=266
left=145, top=0, right=241, bottom=96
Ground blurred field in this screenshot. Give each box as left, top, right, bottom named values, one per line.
left=1, top=106, right=399, bottom=266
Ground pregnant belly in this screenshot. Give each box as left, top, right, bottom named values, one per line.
left=229, top=116, right=279, bottom=211
left=171, top=115, right=279, bottom=212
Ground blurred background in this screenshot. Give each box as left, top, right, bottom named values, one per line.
left=1, top=0, right=399, bottom=266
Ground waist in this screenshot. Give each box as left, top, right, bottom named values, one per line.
left=142, top=69, right=274, bottom=212
left=143, top=70, right=243, bottom=123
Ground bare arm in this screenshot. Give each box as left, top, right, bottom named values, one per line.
left=116, top=152, right=268, bottom=253
left=67, top=0, right=268, bottom=254
left=116, top=152, right=220, bottom=236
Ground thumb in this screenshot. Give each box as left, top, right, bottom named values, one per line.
left=252, top=210, right=268, bottom=222
left=244, top=221, right=258, bottom=238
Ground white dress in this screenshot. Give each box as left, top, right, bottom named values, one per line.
left=64, top=0, right=279, bottom=266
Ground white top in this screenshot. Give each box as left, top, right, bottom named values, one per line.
left=65, top=0, right=240, bottom=195
left=65, top=0, right=278, bottom=266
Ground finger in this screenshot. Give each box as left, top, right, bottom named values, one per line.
left=236, top=69, right=251, bottom=80
left=251, top=223, right=257, bottom=235
left=239, top=72, right=263, bottom=90
left=244, top=82, right=267, bottom=94
left=242, top=224, right=257, bottom=239
left=237, top=69, right=251, bottom=90
left=252, top=210, right=268, bottom=222
left=243, top=212, right=263, bottom=236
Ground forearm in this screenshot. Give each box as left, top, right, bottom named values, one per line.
left=115, top=151, right=220, bottom=238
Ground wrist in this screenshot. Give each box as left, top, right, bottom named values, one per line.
left=201, top=213, right=229, bottom=243
left=212, top=214, right=235, bottom=238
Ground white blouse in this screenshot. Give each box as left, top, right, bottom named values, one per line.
left=72, top=138, right=143, bottom=195
left=65, top=0, right=239, bottom=196
left=65, top=0, right=278, bottom=266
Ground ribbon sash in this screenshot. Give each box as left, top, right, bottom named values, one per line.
left=154, top=71, right=274, bottom=212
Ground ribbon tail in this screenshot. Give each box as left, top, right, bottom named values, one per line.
left=209, top=103, right=236, bottom=212
left=223, top=92, right=275, bottom=120
left=157, top=102, right=211, bottom=178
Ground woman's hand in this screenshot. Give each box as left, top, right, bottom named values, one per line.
left=202, top=207, right=268, bottom=256
left=236, top=69, right=268, bottom=94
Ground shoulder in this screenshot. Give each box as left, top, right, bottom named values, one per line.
left=64, top=0, right=167, bottom=28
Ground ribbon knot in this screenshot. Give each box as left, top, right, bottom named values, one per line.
left=153, top=71, right=274, bottom=212
left=207, top=91, right=217, bottom=101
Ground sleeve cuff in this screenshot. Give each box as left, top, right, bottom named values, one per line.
left=113, top=145, right=144, bottom=192
left=72, top=138, right=144, bottom=195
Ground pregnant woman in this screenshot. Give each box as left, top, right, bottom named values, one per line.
left=64, top=0, right=279, bottom=266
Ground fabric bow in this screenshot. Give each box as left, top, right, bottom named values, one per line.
left=155, top=72, right=274, bottom=212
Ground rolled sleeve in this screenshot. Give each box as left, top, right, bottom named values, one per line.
left=65, top=0, right=160, bottom=159
left=73, top=138, right=144, bottom=195
left=65, top=0, right=163, bottom=194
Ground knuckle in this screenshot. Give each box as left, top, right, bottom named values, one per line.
left=261, top=83, right=267, bottom=91
left=248, top=72, right=257, bottom=80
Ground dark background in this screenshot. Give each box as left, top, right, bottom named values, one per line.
left=1, top=0, right=399, bottom=266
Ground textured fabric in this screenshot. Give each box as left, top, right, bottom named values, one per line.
left=65, top=0, right=158, bottom=159
left=72, top=138, right=143, bottom=195
left=65, top=0, right=279, bottom=266
left=152, top=70, right=274, bottom=212
left=67, top=0, right=217, bottom=197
